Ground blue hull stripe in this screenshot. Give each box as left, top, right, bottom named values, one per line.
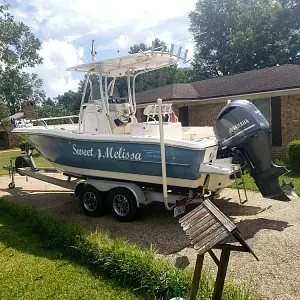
left=29, top=135, right=206, bottom=180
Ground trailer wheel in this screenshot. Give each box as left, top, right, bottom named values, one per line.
left=8, top=182, right=15, bottom=189
left=108, top=188, right=139, bottom=222
left=15, top=156, right=32, bottom=175
left=79, top=185, right=105, bottom=217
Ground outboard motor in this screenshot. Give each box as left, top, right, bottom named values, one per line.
left=214, top=100, right=291, bottom=201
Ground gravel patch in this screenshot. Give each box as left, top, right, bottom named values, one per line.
left=0, top=174, right=299, bottom=299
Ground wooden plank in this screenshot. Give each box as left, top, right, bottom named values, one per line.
left=194, top=227, right=227, bottom=251
left=213, top=244, right=250, bottom=252
left=195, top=230, right=229, bottom=254
left=179, top=205, right=206, bottom=224
left=192, top=223, right=222, bottom=246
left=180, top=207, right=207, bottom=227
left=212, top=250, right=231, bottom=300
left=188, top=218, right=217, bottom=240
left=185, top=214, right=214, bottom=236
left=233, top=232, right=259, bottom=261
left=190, top=254, right=204, bottom=300
left=181, top=211, right=210, bottom=232
left=203, top=200, right=236, bottom=232
left=189, top=218, right=220, bottom=243
left=181, top=207, right=208, bottom=228
left=208, top=249, right=220, bottom=267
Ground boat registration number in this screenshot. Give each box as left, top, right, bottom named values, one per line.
left=174, top=205, right=185, bottom=218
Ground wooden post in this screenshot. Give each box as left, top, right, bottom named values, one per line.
left=190, top=254, right=204, bottom=300
left=212, top=250, right=231, bottom=300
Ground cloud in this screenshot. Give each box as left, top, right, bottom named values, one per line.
left=185, top=40, right=195, bottom=62
left=145, top=32, right=174, bottom=46
left=11, top=0, right=197, bottom=97
left=116, top=35, right=130, bottom=49
left=25, top=39, right=84, bottom=98
left=15, top=0, right=196, bottom=38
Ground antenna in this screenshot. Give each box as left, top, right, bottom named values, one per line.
left=91, top=40, right=97, bottom=61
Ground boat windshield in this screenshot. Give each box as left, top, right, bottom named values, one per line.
left=88, top=81, right=129, bottom=104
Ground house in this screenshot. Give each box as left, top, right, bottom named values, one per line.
left=135, top=64, right=300, bottom=158
left=0, top=101, right=36, bottom=149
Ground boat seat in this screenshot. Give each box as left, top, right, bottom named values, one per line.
left=130, top=121, right=182, bottom=139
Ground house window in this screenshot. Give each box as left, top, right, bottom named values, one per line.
left=252, top=98, right=271, bottom=123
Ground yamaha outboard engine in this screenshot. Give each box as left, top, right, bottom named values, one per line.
left=214, top=100, right=291, bottom=201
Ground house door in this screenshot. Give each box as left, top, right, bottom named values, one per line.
left=0, top=131, right=9, bottom=149
left=179, top=106, right=189, bottom=126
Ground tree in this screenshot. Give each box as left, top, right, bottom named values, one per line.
left=0, top=102, right=9, bottom=128
left=0, top=4, right=44, bottom=114
left=44, top=97, right=55, bottom=106
left=36, top=104, right=69, bottom=125
left=189, top=0, right=300, bottom=79
left=55, top=90, right=81, bottom=114
left=1, top=69, right=45, bottom=114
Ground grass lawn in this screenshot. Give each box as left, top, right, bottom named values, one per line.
left=230, top=172, right=300, bottom=195
left=0, top=149, right=50, bottom=176
left=0, top=211, right=141, bottom=300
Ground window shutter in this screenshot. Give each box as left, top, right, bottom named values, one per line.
left=178, top=105, right=189, bottom=126
left=271, top=97, right=282, bottom=146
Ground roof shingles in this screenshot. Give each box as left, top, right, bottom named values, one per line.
left=135, top=64, right=300, bottom=105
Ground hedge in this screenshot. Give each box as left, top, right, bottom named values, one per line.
left=288, top=140, right=300, bottom=169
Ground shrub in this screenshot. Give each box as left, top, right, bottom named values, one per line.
left=288, top=140, right=300, bottom=169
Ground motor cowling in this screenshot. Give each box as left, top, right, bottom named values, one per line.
left=214, top=100, right=290, bottom=201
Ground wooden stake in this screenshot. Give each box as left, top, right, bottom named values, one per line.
left=190, top=254, right=204, bottom=300
left=212, top=250, right=231, bottom=300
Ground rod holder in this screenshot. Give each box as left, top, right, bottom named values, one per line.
left=177, top=46, right=182, bottom=59
left=161, top=42, right=166, bottom=55
left=170, top=44, right=174, bottom=56
left=183, top=49, right=188, bottom=63
left=151, top=41, right=155, bottom=55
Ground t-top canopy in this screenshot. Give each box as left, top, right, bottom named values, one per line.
left=66, top=51, right=180, bottom=77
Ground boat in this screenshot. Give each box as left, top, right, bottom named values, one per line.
left=12, top=43, right=294, bottom=201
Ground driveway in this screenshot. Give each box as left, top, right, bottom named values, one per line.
left=0, top=174, right=299, bottom=300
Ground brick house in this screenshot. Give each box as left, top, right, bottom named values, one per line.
left=0, top=101, right=36, bottom=149
left=135, top=64, right=300, bottom=158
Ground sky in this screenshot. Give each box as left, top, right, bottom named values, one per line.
left=8, top=0, right=197, bottom=99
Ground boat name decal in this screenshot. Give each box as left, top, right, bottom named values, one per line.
left=73, top=144, right=94, bottom=157
left=72, top=144, right=142, bottom=161
left=229, top=119, right=250, bottom=134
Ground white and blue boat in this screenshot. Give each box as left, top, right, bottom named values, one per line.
left=13, top=44, right=236, bottom=195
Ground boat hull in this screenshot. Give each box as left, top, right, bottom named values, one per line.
left=26, top=133, right=211, bottom=188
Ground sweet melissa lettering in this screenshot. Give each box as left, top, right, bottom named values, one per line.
left=72, top=144, right=94, bottom=156
left=72, top=144, right=142, bottom=161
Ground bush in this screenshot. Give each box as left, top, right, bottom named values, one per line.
left=288, top=140, right=300, bottom=169
left=19, top=139, right=34, bottom=152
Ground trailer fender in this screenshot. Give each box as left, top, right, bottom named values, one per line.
left=74, top=180, right=146, bottom=207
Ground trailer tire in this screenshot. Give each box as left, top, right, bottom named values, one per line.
left=108, top=188, right=139, bottom=222
left=79, top=185, right=105, bottom=217
left=8, top=182, right=15, bottom=189
left=15, top=156, right=32, bottom=175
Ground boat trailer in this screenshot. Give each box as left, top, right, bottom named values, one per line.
left=3, top=150, right=249, bottom=223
